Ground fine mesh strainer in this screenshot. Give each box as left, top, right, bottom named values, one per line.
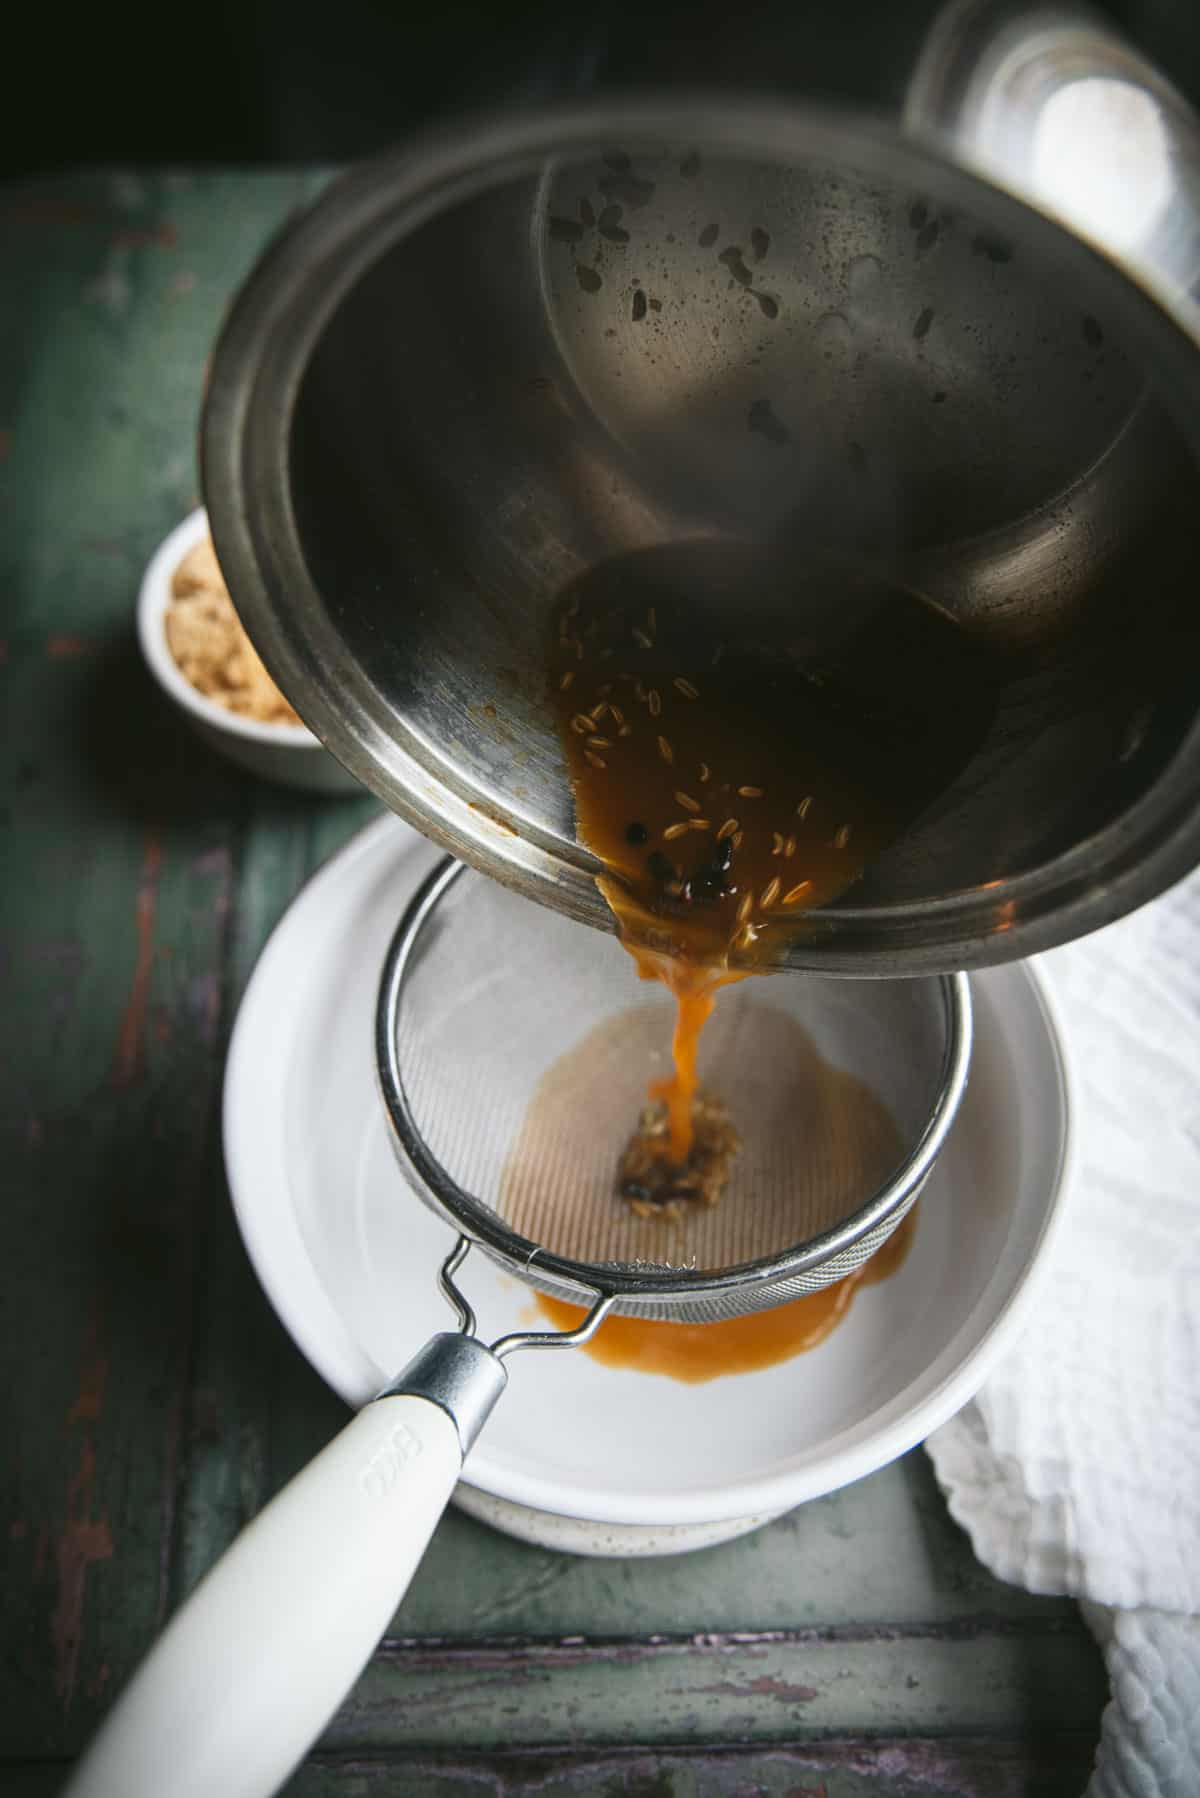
left=378, top=857, right=971, bottom=1332
left=70, top=855, right=969, bottom=1798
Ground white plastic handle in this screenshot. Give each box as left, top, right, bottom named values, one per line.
left=64, top=1393, right=462, bottom=1798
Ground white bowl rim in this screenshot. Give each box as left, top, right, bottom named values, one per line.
left=137, top=507, right=324, bottom=751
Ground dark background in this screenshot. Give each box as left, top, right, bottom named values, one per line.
left=4, top=0, right=1199, bottom=176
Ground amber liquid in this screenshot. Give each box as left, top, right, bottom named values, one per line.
left=533, top=1203, right=918, bottom=1382
left=552, top=541, right=998, bottom=1162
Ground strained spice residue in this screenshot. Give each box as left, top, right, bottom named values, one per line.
left=618, top=1090, right=740, bottom=1219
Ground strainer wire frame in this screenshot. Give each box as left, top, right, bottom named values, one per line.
left=375, top=857, right=973, bottom=1316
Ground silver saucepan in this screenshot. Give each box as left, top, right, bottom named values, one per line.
left=203, top=5, right=1200, bottom=973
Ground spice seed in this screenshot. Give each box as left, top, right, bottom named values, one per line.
left=664, top=821, right=690, bottom=841
left=733, top=831, right=744, bottom=849
left=688, top=818, right=711, bottom=831
left=761, top=876, right=782, bottom=907
left=649, top=689, right=662, bottom=716
left=618, top=723, right=633, bottom=737
left=632, top=626, right=653, bottom=649
left=717, top=818, right=738, bottom=841
left=699, top=762, right=710, bottom=783
left=738, top=785, right=763, bottom=798
left=772, top=832, right=784, bottom=856
left=835, top=824, right=851, bottom=849
left=784, top=881, right=812, bottom=904
left=587, top=736, right=612, bottom=749
left=797, top=795, right=813, bottom=818
left=590, top=703, right=608, bottom=721
left=785, top=836, right=796, bottom=857
left=657, top=735, right=674, bottom=763
left=609, top=704, right=626, bottom=727
left=571, top=714, right=593, bottom=733
left=585, top=751, right=607, bottom=769
left=635, top=680, right=647, bottom=702
left=559, top=670, right=575, bottom=690
left=737, top=891, right=754, bottom=923
left=674, top=677, right=699, bottom=699
left=676, top=791, right=700, bottom=813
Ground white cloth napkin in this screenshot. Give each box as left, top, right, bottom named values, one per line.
left=925, top=871, right=1200, bottom=1796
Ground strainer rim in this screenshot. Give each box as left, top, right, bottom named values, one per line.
left=375, top=856, right=972, bottom=1304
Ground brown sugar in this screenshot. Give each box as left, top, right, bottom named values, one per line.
left=165, top=537, right=302, bottom=725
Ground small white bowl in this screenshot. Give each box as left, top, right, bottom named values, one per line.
left=137, top=508, right=363, bottom=795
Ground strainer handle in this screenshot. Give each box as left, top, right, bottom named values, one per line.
left=64, top=1361, right=499, bottom=1798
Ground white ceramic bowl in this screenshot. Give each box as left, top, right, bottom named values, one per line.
left=137, top=508, right=362, bottom=795
left=224, top=817, right=1080, bottom=1532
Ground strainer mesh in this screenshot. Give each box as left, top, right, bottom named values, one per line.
left=380, top=865, right=963, bottom=1318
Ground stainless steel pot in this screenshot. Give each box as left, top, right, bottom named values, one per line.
left=202, top=2, right=1200, bottom=973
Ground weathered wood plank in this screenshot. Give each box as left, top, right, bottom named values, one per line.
left=0, top=644, right=243, bottom=1756
left=2, top=1734, right=1105, bottom=1798
left=323, top=1628, right=1107, bottom=1751
left=287, top=1738, right=1101, bottom=1797
left=171, top=801, right=375, bottom=1612
left=396, top=1452, right=1078, bottom=1639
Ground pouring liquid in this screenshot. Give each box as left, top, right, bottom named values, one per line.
left=552, top=541, right=997, bottom=1170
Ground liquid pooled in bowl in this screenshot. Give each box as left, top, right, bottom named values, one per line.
left=531, top=1204, right=918, bottom=1382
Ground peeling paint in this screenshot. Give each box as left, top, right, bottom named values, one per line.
left=191, top=844, right=231, bottom=880
left=85, top=1661, right=111, bottom=1702
left=51, top=1439, right=114, bottom=1705
left=85, top=248, right=132, bottom=317
left=67, top=1302, right=109, bottom=1425
left=109, top=222, right=177, bottom=251
left=113, top=835, right=163, bottom=1086
left=686, top=1674, right=818, bottom=1703
left=46, top=633, right=90, bottom=658
left=188, top=971, right=221, bottom=1045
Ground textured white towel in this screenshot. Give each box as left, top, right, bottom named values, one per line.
left=926, top=872, right=1200, bottom=1796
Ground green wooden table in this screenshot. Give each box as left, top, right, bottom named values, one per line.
left=1, top=170, right=1107, bottom=1796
